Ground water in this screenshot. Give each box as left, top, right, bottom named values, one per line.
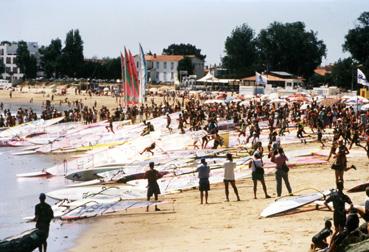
left=0, top=148, right=87, bottom=251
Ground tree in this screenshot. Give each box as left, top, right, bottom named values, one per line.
left=257, top=21, right=326, bottom=78
left=177, top=57, right=193, bottom=78
left=343, top=12, right=369, bottom=70
left=163, top=43, right=206, bottom=60
left=39, top=38, right=62, bottom=78
left=330, top=58, right=355, bottom=89
left=222, top=24, right=258, bottom=78
left=60, top=29, right=84, bottom=77
left=0, top=59, right=4, bottom=76
left=25, top=55, right=37, bottom=79
left=16, top=41, right=30, bottom=78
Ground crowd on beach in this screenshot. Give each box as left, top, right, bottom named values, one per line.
left=3, top=88, right=369, bottom=251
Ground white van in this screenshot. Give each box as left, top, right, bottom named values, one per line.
left=0, top=80, right=12, bottom=90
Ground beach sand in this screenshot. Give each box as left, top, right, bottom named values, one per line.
left=2, top=86, right=369, bottom=251
left=69, top=144, right=369, bottom=252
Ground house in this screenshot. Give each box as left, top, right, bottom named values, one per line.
left=142, top=54, right=204, bottom=84
left=241, top=71, right=304, bottom=90
left=0, top=41, right=40, bottom=81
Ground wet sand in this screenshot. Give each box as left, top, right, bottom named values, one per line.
left=70, top=143, right=369, bottom=252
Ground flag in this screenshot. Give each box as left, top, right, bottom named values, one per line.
left=255, top=72, right=267, bottom=85
left=358, top=69, right=369, bottom=87
left=138, top=43, right=147, bottom=103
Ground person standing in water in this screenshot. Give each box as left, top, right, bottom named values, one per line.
left=223, top=153, right=241, bottom=202
left=34, top=193, right=54, bottom=252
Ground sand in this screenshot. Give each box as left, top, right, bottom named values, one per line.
left=2, top=86, right=369, bottom=251
left=69, top=143, right=369, bottom=252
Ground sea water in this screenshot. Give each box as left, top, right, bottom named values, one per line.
left=0, top=148, right=86, bottom=251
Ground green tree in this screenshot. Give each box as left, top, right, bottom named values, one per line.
left=257, top=21, right=326, bottom=78
left=343, top=12, right=369, bottom=70
left=177, top=57, right=193, bottom=79
left=163, top=43, right=206, bottom=60
left=39, top=38, right=62, bottom=78
left=25, top=55, right=37, bottom=79
left=330, top=58, right=355, bottom=89
left=60, top=29, right=84, bottom=77
left=16, top=41, right=30, bottom=78
left=0, top=59, right=4, bottom=76
left=222, top=24, right=258, bottom=78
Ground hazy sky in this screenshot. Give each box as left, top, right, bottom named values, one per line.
left=2, top=0, right=368, bottom=65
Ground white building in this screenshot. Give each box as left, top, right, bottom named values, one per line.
left=140, top=54, right=204, bottom=84
left=0, top=41, right=40, bottom=81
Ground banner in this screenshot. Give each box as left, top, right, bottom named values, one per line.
left=256, top=72, right=267, bottom=85
left=358, top=69, right=369, bottom=87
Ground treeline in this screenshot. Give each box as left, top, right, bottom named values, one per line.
left=15, top=29, right=121, bottom=81
left=12, top=11, right=369, bottom=89
left=222, top=11, right=369, bottom=89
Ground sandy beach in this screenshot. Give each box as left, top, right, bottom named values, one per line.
left=69, top=143, right=369, bottom=252
left=1, top=86, right=369, bottom=251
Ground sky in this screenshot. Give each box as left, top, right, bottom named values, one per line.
left=2, top=0, right=368, bottom=66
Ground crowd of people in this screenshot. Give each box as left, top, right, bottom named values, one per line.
left=3, top=88, right=369, bottom=251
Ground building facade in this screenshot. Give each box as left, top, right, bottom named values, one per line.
left=137, top=54, right=204, bottom=84
left=0, top=41, right=40, bottom=81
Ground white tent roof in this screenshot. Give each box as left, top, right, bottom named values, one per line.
left=197, top=71, right=219, bottom=82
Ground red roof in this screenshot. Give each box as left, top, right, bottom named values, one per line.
left=145, top=55, right=184, bottom=62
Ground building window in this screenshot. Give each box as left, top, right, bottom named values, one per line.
left=156, top=62, right=159, bottom=69
left=171, top=62, right=174, bottom=70
left=171, top=72, right=174, bottom=80
left=164, top=62, right=167, bottom=69
left=163, top=72, right=167, bottom=82
left=0, top=49, right=3, bottom=55
left=12, top=67, right=18, bottom=73
left=155, top=72, right=159, bottom=80
left=6, top=57, right=11, bottom=64
left=6, top=67, right=11, bottom=74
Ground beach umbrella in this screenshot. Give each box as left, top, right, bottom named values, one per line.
left=240, top=100, right=250, bottom=106
left=243, top=94, right=255, bottom=100
left=270, top=98, right=287, bottom=105
left=361, top=104, right=369, bottom=111
left=204, top=99, right=226, bottom=105
left=319, top=97, right=340, bottom=107
left=231, top=98, right=242, bottom=103
left=345, top=96, right=369, bottom=104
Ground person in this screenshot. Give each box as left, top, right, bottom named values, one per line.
left=34, top=193, right=54, bottom=252
left=331, top=139, right=356, bottom=184
left=140, top=142, right=156, bottom=155
left=141, top=121, right=154, bottom=136
left=223, top=153, right=240, bottom=202
left=105, top=116, right=115, bottom=133
left=196, top=158, right=210, bottom=204
left=250, top=152, right=271, bottom=199
left=356, top=186, right=369, bottom=234
left=317, top=126, right=325, bottom=148
left=144, top=162, right=161, bottom=212
left=271, top=147, right=293, bottom=197
left=324, top=181, right=353, bottom=248
left=296, top=122, right=307, bottom=144
left=311, top=219, right=333, bottom=251
left=166, top=113, right=173, bottom=133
